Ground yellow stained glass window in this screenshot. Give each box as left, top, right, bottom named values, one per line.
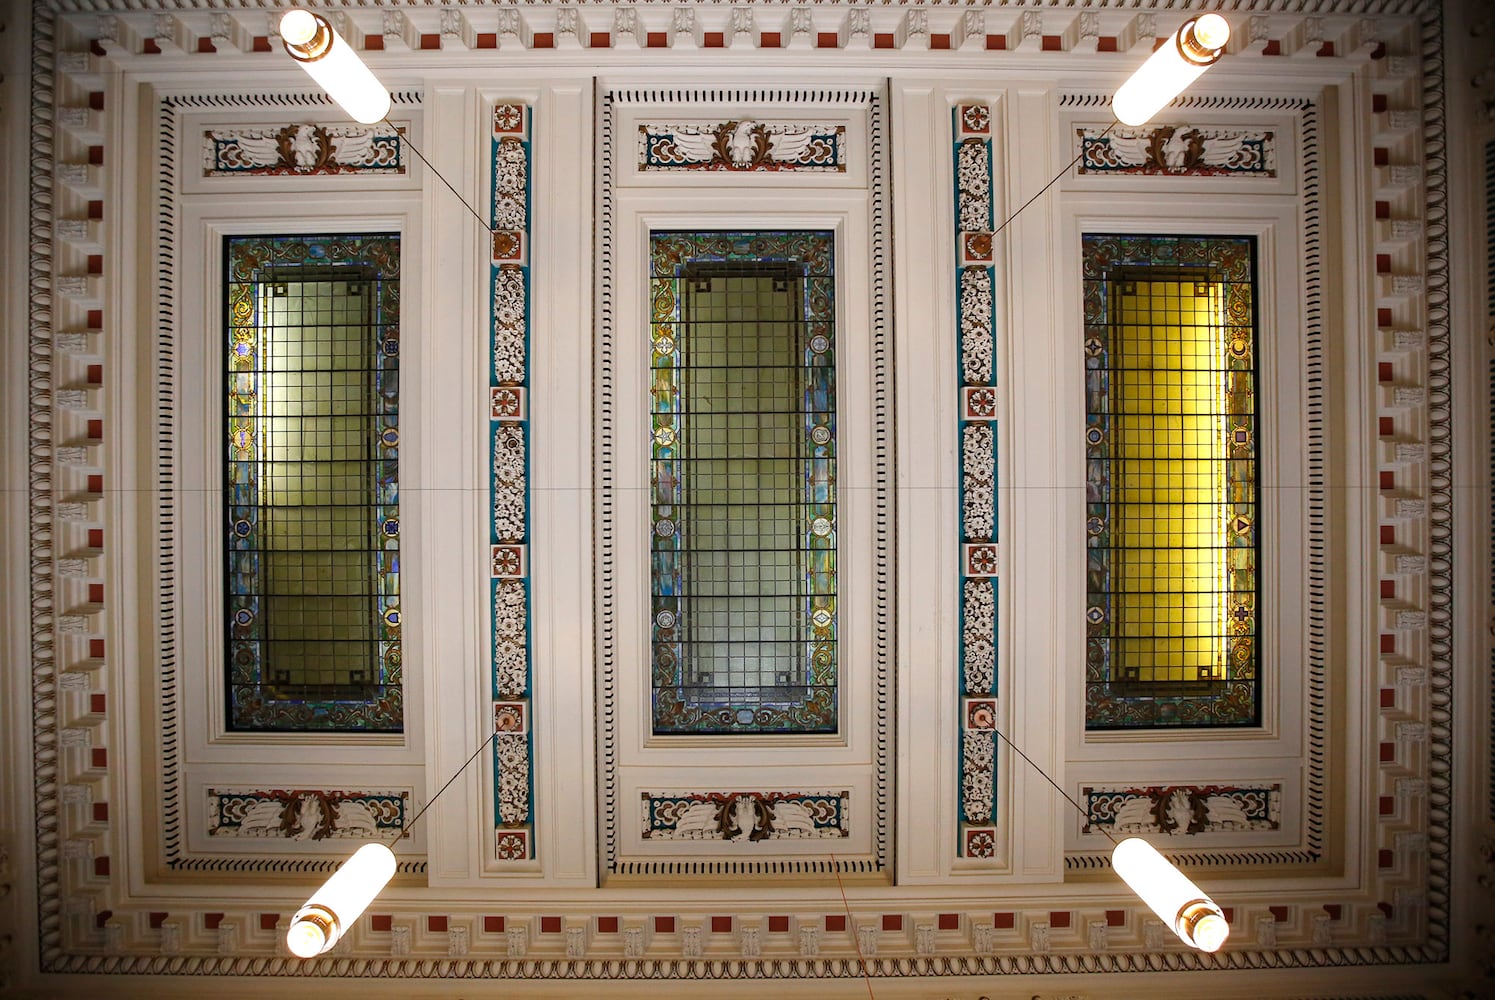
left=1084, top=235, right=1258, bottom=728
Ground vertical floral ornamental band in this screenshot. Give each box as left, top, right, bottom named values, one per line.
left=954, top=104, right=999, bottom=859
left=490, top=103, right=533, bottom=861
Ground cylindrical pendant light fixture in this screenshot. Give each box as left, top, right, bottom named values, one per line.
left=279, top=9, right=391, bottom=125
left=1111, top=837, right=1230, bottom=952
left=285, top=842, right=397, bottom=958
left=1111, top=14, right=1231, bottom=127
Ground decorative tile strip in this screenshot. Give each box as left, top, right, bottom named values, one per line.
left=1077, top=124, right=1277, bottom=177
left=642, top=791, right=849, bottom=841
left=207, top=788, right=406, bottom=840
left=1082, top=783, right=1282, bottom=835
left=490, top=102, right=533, bottom=861
left=955, top=102, right=998, bottom=857
left=202, top=123, right=404, bottom=176
left=638, top=121, right=846, bottom=172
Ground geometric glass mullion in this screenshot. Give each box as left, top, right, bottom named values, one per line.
left=224, top=234, right=402, bottom=732
left=1083, top=234, right=1261, bottom=729
left=648, top=230, right=838, bottom=735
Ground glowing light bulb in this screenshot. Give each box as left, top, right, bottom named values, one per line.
left=285, top=843, right=397, bottom=958
left=1111, top=837, right=1231, bottom=952
left=278, top=9, right=391, bottom=125
left=1111, top=15, right=1232, bottom=127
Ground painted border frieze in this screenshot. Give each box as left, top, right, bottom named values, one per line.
left=203, top=123, right=404, bottom=176
left=1082, top=784, right=1281, bottom=836
left=638, top=121, right=846, bottom=172
left=954, top=102, right=999, bottom=861
left=207, top=788, right=408, bottom=840
left=489, top=100, right=534, bottom=864
left=1077, top=125, right=1276, bottom=177
left=641, top=791, right=849, bottom=841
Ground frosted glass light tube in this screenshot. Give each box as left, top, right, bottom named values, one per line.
left=1112, top=837, right=1230, bottom=952
left=280, top=9, right=391, bottom=125
left=1111, top=15, right=1231, bottom=128
left=286, top=842, right=397, bottom=958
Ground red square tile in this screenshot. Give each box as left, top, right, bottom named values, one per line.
left=476, top=34, right=497, bottom=49
left=142, top=38, right=161, bottom=54
left=419, top=34, right=440, bottom=50
left=96, top=910, right=112, bottom=928
left=1098, top=37, right=1118, bottom=52
left=428, top=915, right=448, bottom=932
left=993, top=912, right=1014, bottom=929
left=1378, top=849, right=1395, bottom=868
left=87, top=364, right=103, bottom=384
left=1373, top=147, right=1389, bottom=167
left=90, top=748, right=107, bottom=768
left=89, top=638, right=105, bottom=658
left=92, top=802, right=108, bottom=822
left=149, top=912, right=167, bottom=929
left=1041, top=35, right=1061, bottom=50
left=1377, top=308, right=1393, bottom=327
left=655, top=916, right=675, bottom=934
left=937, top=913, right=959, bottom=931
left=1379, top=795, right=1395, bottom=815
left=1380, top=633, right=1396, bottom=654
left=89, top=583, right=104, bottom=604
left=817, top=32, right=838, bottom=48
left=1223, top=908, right=1234, bottom=923
left=1377, top=361, right=1393, bottom=383
left=1323, top=904, right=1341, bottom=920
left=87, top=475, right=104, bottom=494
left=1375, top=200, right=1391, bottom=219
left=260, top=913, right=279, bottom=931
left=204, top=913, right=223, bottom=930
left=88, top=529, right=104, bottom=548
left=881, top=914, right=902, bottom=932
left=1379, top=416, right=1394, bottom=436
left=87, top=420, right=103, bottom=440
left=532, top=33, right=554, bottom=48
left=825, top=914, right=846, bottom=932
left=484, top=915, right=504, bottom=933
left=1262, top=39, right=1282, bottom=55
left=704, top=32, right=725, bottom=47
left=1049, top=911, right=1070, bottom=929
left=759, top=32, right=780, bottom=47
left=88, top=146, right=104, bottom=165
left=1376, top=253, right=1391, bottom=274
left=1379, top=470, right=1395, bottom=491
left=541, top=916, right=562, bottom=933
left=1380, top=741, right=1395, bottom=762
left=873, top=33, right=894, bottom=49
left=87, top=309, right=103, bottom=330
left=1380, top=687, right=1396, bottom=708
left=1269, top=905, right=1289, bottom=922
left=1106, top=909, right=1125, bottom=927
left=590, top=32, right=611, bottom=48
left=597, top=916, right=618, bottom=933
left=363, top=35, right=384, bottom=51
left=371, top=914, right=392, bottom=932
left=768, top=915, right=788, bottom=933
left=89, top=91, right=104, bottom=111
left=1379, top=525, right=1396, bottom=546
left=1378, top=901, right=1393, bottom=918
left=251, top=37, right=271, bottom=53
left=930, top=34, right=950, bottom=50
left=711, top=916, right=732, bottom=933
left=1317, top=42, right=1336, bottom=57
left=646, top=32, right=667, bottom=47
left=985, top=35, right=1006, bottom=50
left=90, top=693, right=106, bottom=714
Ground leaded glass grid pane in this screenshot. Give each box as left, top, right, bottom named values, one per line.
left=650, top=231, right=837, bottom=735
left=225, top=234, right=401, bottom=732
left=1083, top=234, right=1259, bottom=729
